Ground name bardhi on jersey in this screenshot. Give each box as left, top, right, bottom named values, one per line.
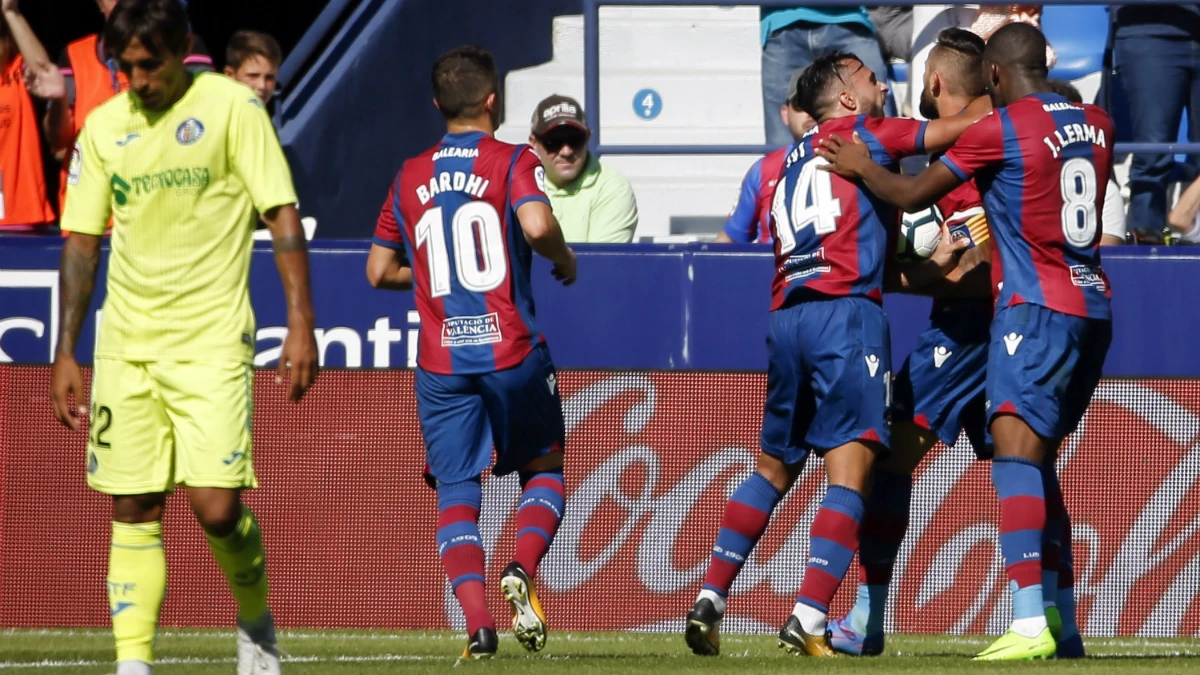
left=416, top=170, right=490, bottom=204
left=1042, top=123, right=1107, bottom=159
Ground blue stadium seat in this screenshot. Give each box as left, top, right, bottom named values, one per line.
left=1043, top=5, right=1108, bottom=81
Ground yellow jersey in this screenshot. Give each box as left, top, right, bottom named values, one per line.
left=61, top=73, right=297, bottom=363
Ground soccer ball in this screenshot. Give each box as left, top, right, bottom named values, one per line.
left=898, top=207, right=943, bottom=261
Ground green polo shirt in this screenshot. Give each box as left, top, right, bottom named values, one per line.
left=545, top=154, right=638, bottom=243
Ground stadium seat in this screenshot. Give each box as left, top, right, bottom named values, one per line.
left=1043, top=5, right=1108, bottom=103
left=495, top=6, right=766, bottom=239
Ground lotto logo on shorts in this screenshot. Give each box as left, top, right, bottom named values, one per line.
left=441, top=313, right=503, bottom=347
left=1070, top=264, right=1107, bottom=291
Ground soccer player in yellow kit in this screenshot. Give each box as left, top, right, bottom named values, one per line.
left=48, top=1, right=318, bottom=673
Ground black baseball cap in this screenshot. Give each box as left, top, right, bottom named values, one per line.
left=532, top=94, right=589, bottom=136
left=787, top=67, right=807, bottom=109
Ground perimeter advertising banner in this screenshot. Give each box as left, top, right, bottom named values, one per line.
left=1, top=368, right=1196, bottom=636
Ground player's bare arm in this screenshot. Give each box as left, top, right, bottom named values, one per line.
left=50, top=232, right=101, bottom=430
left=911, top=240, right=993, bottom=299
left=817, top=134, right=964, bottom=213
left=517, top=200, right=577, bottom=286
left=263, top=203, right=319, bottom=402
left=366, top=244, right=413, bottom=290
left=922, top=96, right=992, bottom=153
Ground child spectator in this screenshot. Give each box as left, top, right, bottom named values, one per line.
left=224, top=30, right=282, bottom=106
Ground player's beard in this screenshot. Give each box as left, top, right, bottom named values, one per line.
left=919, top=87, right=940, bottom=121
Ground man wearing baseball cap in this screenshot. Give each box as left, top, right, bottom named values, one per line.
left=529, top=94, right=638, bottom=243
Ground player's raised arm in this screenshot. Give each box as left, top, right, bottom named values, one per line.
left=818, top=132, right=965, bottom=212
left=922, top=95, right=992, bottom=154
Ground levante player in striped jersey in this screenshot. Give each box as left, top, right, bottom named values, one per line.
left=685, top=51, right=989, bottom=659
left=818, top=23, right=1114, bottom=661
left=368, top=46, right=576, bottom=660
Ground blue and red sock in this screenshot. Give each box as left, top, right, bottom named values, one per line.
left=701, top=472, right=783, bottom=599
left=796, top=485, right=865, bottom=615
left=992, top=456, right=1046, bottom=622
left=850, top=470, right=912, bottom=635
left=1041, top=464, right=1065, bottom=606
left=436, top=478, right=494, bottom=635
left=513, top=468, right=565, bottom=578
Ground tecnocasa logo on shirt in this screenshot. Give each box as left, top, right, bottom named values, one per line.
left=110, top=168, right=212, bottom=205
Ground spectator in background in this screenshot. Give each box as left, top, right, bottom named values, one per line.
left=35, top=0, right=213, bottom=215
left=0, top=0, right=55, bottom=232
left=868, top=6, right=913, bottom=63
left=1048, top=78, right=1128, bottom=246
left=1113, top=5, right=1200, bottom=243
left=715, top=67, right=814, bottom=244
left=224, top=30, right=281, bottom=106
left=761, top=5, right=891, bottom=146
left=529, top=94, right=638, bottom=243
left=1168, top=174, right=1200, bottom=244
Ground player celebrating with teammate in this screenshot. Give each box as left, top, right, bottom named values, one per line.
left=685, top=52, right=987, bottom=658
left=50, top=1, right=318, bottom=674
left=827, top=27, right=995, bottom=657
left=367, top=46, right=576, bottom=660
left=818, top=23, right=1113, bottom=660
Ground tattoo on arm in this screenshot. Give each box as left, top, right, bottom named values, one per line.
left=57, top=237, right=100, bottom=358
left=272, top=234, right=307, bottom=255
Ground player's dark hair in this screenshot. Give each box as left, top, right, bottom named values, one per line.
left=104, top=0, right=190, bottom=60
left=983, top=22, right=1049, bottom=77
left=1047, top=78, right=1084, bottom=104
left=797, top=52, right=860, bottom=122
left=226, top=30, right=282, bottom=69
left=431, top=46, right=499, bottom=121
left=932, top=27, right=986, bottom=97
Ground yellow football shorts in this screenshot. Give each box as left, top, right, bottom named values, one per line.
left=86, top=359, right=258, bottom=494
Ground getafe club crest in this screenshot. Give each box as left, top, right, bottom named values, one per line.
left=176, top=118, right=205, bottom=145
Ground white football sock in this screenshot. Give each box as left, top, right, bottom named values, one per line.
left=791, top=602, right=827, bottom=636
left=116, top=661, right=152, bottom=675
left=697, top=589, right=726, bottom=616
left=1012, top=615, right=1048, bottom=639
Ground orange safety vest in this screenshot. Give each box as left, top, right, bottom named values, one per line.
left=58, top=34, right=128, bottom=217
left=0, top=55, right=55, bottom=230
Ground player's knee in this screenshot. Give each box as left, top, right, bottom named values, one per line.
left=112, top=493, right=167, bottom=524
left=187, top=487, right=243, bottom=536
left=754, top=452, right=801, bottom=493
left=989, top=414, right=1051, bottom=463
left=824, top=441, right=880, bottom=493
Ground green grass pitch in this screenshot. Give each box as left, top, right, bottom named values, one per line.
left=2, top=629, right=1197, bottom=673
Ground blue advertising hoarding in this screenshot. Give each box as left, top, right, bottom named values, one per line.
left=0, top=238, right=1191, bottom=376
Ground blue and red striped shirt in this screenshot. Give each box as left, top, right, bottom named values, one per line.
left=374, top=132, right=550, bottom=375
left=770, top=115, right=927, bottom=309
left=941, top=93, right=1114, bottom=320
left=723, top=147, right=787, bottom=243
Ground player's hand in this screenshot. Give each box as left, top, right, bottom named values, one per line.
left=552, top=249, right=577, bottom=287
left=278, top=320, right=319, bottom=402
left=50, top=354, right=85, bottom=431
left=929, top=221, right=970, bottom=274
left=816, top=132, right=870, bottom=178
